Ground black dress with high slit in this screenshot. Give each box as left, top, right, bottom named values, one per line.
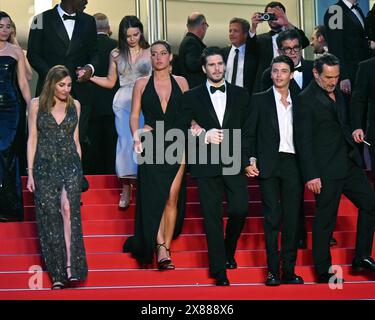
left=34, top=104, right=87, bottom=283
left=123, top=74, right=186, bottom=264
left=0, top=56, right=23, bottom=221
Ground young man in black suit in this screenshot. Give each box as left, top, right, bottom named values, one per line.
left=178, top=12, right=208, bottom=89
left=27, top=0, right=99, bottom=173
left=261, top=29, right=314, bottom=95
left=249, top=1, right=310, bottom=93
left=351, top=56, right=375, bottom=179
left=222, top=17, right=258, bottom=96
left=295, top=54, right=375, bottom=283
left=246, top=55, right=304, bottom=286
left=324, top=0, right=372, bottom=97
left=178, top=47, right=251, bottom=286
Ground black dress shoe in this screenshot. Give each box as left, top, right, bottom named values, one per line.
left=281, top=273, right=304, bottom=284
left=265, top=272, right=281, bottom=286
left=329, top=236, right=337, bottom=247
left=352, top=257, right=375, bottom=272
left=297, top=239, right=307, bottom=249
left=317, top=272, right=344, bottom=283
left=225, top=259, right=237, bottom=269
left=215, top=276, right=230, bottom=286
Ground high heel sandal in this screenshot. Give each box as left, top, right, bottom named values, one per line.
left=51, top=281, right=65, bottom=290
left=66, top=266, right=79, bottom=283
left=119, top=184, right=133, bottom=209
left=155, top=243, right=175, bottom=270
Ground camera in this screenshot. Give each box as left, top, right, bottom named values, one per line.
left=259, top=12, right=277, bottom=21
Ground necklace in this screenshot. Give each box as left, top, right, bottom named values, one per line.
left=130, top=48, right=141, bottom=54
left=0, top=42, right=8, bottom=52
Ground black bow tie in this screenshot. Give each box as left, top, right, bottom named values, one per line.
left=63, top=14, right=77, bottom=21
left=294, top=66, right=303, bottom=72
left=351, top=3, right=359, bottom=10
left=270, top=29, right=282, bottom=36
left=210, top=85, right=226, bottom=94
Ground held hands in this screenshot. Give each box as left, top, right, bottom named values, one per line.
left=340, top=79, right=351, bottom=95
left=245, top=163, right=260, bottom=178
left=76, top=65, right=93, bottom=82
left=26, top=175, right=35, bottom=193
left=190, top=120, right=204, bottom=137
left=205, top=128, right=224, bottom=144
left=306, top=178, right=322, bottom=195
left=134, top=140, right=143, bottom=154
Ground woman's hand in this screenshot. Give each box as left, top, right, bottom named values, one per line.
left=27, top=174, right=35, bottom=193
left=134, top=140, right=143, bottom=154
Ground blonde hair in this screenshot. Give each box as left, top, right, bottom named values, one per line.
left=39, top=65, right=74, bottom=113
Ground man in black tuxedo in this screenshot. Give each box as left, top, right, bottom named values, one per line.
left=249, top=1, right=309, bottom=93
left=351, top=57, right=375, bottom=179
left=178, top=12, right=208, bottom=88
left=261, top=29, right=314, bottom=95
left=222, top=18, right=258, bottom=96
left=178, top=47, right=251, bottom=286
left=27, top=0, right=99, bottom=173
left=295, top=54, right=375, bottom=283
left=87, top=13, right=117, bottom=174
left=246, top=55, right=304, bottom=286
left=324, top=0, right=371, bottom=98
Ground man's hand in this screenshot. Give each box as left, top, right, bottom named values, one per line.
left=352, top=129, right=365, bottom=143
left=340, top=79, right=351, bottom=95
left=205, top=128, right=223, bottom=144
left=190, top=120, right=204, bottom=136
left=273, top=6, right=290, bottom=28
left=250, top=12, right=262, bottom=33
left=76, top=65, right=93, bottom=82
left=245, top=164, right=259, bottom=177
left=306, top=178, right=322, bottom=194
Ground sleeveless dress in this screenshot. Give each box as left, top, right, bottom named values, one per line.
left=0, top=56, right=23, bottom=221
left=123, top=74, right=186, bottom=264
left=34, top=104, right=87, bottom=283
left=113, top=49, right=151, bottom=178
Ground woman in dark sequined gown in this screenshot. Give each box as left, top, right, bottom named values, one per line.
left=27, top=65, right=87, bottom=290
left=0, top=12, right=31, bottom=222
left=123, top=41, right=189, bottom=269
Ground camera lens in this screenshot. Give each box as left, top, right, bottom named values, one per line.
left=262, top=13, right=270, bottom=21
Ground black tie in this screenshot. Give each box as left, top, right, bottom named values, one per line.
left=231, top=48, right=239, bottom=85
left=210, top=85, right=226, bottom=94
left=63, top=14, right=77, bottom=21
left=351, top=3, right=359, bottom=10
left=270, top=29, right=282, bottom=36
left=294, top=66, right=303, bottom=72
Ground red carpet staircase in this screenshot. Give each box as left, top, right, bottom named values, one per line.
left=0, top=174, right=374, bottom=300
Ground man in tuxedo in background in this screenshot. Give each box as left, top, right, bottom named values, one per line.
left=324, top=0, right=371, bottom=98
left=27, top=0, right=99, bottom=173
left=178, top=47, right=251, bottom=286
left=310, top=25, right=328, bottom=56
left=246, top=55, right=304, bottom=286
left=87, top=13, right=117, bottom=174
left=295, top=54, right=375, bottom=282
left=178, top=12, right=208, bottom=88
left=249, top=1, right=310, bottom=93
left=351, top=56, right=375, bottom=179
left=222, top=17, right=258, bottom=96
left=261, top=29, right=314, bottom=95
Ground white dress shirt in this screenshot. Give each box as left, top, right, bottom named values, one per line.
left=342, top=0, right=365, bottom=28
left=293, top=62, right=303, bottom=89
left=273, top=87, right=295, bottom=154
left=206, top=80, right=227, bottom=126
left=57, top=4, right=76, bottom=40
left=225, top=43, right=246, bottom=87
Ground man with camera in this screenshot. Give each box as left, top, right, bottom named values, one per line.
left=249, top=1, right=310, bottom=93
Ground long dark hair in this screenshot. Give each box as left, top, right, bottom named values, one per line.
left=118, top=15, right=149, bottom=62
left=0, top=11, right=11, bottom=21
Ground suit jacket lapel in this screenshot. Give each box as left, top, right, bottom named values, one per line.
left=68, top=13, right=83, bottom=55
left=201, top=85, right=221, bottom=128
left=50, top=6, right=70, bottom=48
left=341, top=1, right=364, bottom=30
left=266, top=88, right=280, bottom=136
left=222, top=82, right=233, bottom=128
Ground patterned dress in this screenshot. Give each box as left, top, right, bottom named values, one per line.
left=113, top=48, right=151, bottom=177
left=33, top=103, right=87, bottom=283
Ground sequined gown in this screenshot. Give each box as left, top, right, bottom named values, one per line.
left=0, top=56, right=23, bottom=221
left=123, top=74, right=186, bottom=264
left=113, top=49, right=151, bottom=178
left=33, top=104, right=87, bottom=283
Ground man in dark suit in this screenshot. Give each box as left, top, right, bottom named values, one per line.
left=222, top=17, right=258, bottom=96
left=86, top=13, right=117, bottom=174
left=27, top=0, right=99, bottom=173
left=295, top=54, right=375, bottom=283
left=324, top=0, right=371, bottom=97
left=261, top=29, right=314, bottom=95
left=351, top=56, right=375, bottom=179
left=246, top=55, right=304, bottom=286
left=178, top=12, right=208, bottom=88
left=249, top=1, right=310, bottom=93
left=178, top=47, right=251, bottom=286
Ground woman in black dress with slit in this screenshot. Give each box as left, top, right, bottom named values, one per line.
left=123, top=41, right=189, bottom=269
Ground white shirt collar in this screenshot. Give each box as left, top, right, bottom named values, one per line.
left=273, top=86, right=292, bottom=104
left=231, top=43, right=246, bottom=54
left=57, top=4, right=77, bottom=18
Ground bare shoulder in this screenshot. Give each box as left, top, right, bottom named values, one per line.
left=135, top=75, right=150, bottom=89
left=8, top=43, right=23, bottom=60
left=73, top=99, right=81, bottom=109
left=173, top=75, right=189, bottom=92
left=111, top=48, right=120, bottom=59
